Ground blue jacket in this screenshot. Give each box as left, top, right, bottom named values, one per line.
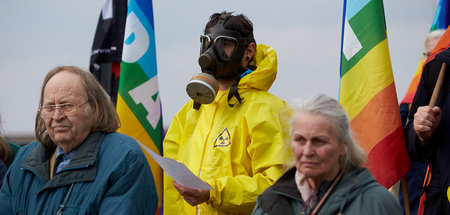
left=0, top=132, right=158, bottom=215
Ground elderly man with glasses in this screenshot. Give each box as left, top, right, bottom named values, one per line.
left=0, top=66, right=158, bottom=215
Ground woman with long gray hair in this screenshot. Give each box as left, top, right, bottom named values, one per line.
left=252, top=94, right=401, bottom=215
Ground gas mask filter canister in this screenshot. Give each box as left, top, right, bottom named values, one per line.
left=186, top=72, right=219, bottom=105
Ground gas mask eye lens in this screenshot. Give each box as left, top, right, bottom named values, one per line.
left=222, top=40, right=236, bottom=57
left=200, top=35, right=211, bottom=54
left=214, top=36, right=238, bottom=61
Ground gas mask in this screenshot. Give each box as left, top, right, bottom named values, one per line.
left=186, top=12, right=253, bottom=109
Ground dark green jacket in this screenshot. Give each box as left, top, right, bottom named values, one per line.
left=252, top=167, right=402, bottom=215
left=0, top=132, right=158, bottom=215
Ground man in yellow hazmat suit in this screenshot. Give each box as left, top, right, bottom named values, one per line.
left=163, top=11, right=293, bottom=214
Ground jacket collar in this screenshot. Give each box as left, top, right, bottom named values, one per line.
left=270, top=167, right=378, bottom=214
left=271, top=167, right=302, bottom=201
left=272, top=167, right=342, bottom=201
left=22, top=132, right=105, bottom=189
left=238, top=44, right=277, bottom=92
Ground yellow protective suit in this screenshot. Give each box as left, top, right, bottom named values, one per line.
left=163, top=44, right=293, bottom=215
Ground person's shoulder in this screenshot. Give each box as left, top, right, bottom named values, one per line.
left=243, top=92, right=293, bottom=117
left=355, top=169, right=398, bottom=203
left=16, top=141, right=38, bottom=157
left=171, top=100, right=196, bottom=118
left=246, top=90, right=281, bottom=100
left=100, top=133, right=148, bottom=161
left=423, top=59, right=445, bottom=85
left=342, top=169, right=401, bottom=214
left=343, top=168, right=393, bottom=199
left=362, top=183, right=396, bottom=199
left=359, top=184, right=401, bottom=214
left=102, top=133, right=148, bottom=154
left=177, top=99, right=195, bottom=111
left=8, top=141, right=39, bottom=167
left=104, top=132, right=136, bottom=141
left=244, top=91, right=289, bottom=107
left=103, top=133, right=139, bottom=147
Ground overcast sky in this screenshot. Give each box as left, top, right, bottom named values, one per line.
left=0, top=0, right=439, bottom=137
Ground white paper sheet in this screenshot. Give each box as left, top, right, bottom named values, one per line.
left=139, top=142, right=214, bottom=190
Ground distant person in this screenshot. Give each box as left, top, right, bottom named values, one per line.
left=0, top=135, right=9, bottom=187
left=0, top=116, right=20, bottom=188
left=252, top=94, right=402, bottom=215
left=163, top=11, right=293, bottom=214
left=405, top=44, right=450, bottom=214
left=398, top=29, right=445, bottom=215
left=400, top=29, right=445, bottom=125
left=0, top=66, right=158, bottom=214
left=0, top=117, right=20, bottom=168
left=0, top=139, right=20, bottom=169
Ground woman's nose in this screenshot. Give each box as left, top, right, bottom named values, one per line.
left=303, top=142, right=315, bottom=156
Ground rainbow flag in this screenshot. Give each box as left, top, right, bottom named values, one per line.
left=400, top=0, right=450, bottom=105
left=116, top=0, right=163, bottom=213
left=430, top=0, right=450, bottom=32
left=400, top=60, right=424, bottom=105
left=339, top=0, right=410, bottom=188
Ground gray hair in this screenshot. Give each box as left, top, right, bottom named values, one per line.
left=292, top=94, right=367, bottom=172
left=424, top=29, right=445, bottom=51
left=35, top=66, right=120, bottom=151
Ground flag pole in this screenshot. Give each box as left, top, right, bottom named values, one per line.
left=401, top=177, right=411, bottom=215
left=429, top=63, right=447, bottom=107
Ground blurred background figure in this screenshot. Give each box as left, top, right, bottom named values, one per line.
left=400, top=29, right=445, bottom=125
left=0, top=136, right=9, bottom=187
left=252, top=94, right=401, bottom=215
left=405, top=34, right=450, bottom=215
left=398, top=29, right=445, bottom=215
left=0, top=117, right=21, bottom=188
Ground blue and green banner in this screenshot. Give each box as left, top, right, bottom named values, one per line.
left=116, top=0, right=163, bottom=213
left=431, top=0, right=450, bottom=31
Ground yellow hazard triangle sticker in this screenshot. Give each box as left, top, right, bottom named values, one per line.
left=214, top=128, right=232, bottom=147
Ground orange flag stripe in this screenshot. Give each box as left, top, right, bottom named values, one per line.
left=350, top=82, right=402, bottom=153
left=400, top=58, right=425, bottom=104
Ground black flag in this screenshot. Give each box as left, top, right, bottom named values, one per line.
left=90, top=0, right=127, bottom=105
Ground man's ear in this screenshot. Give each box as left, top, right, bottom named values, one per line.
left=246, top=42, right=256, bottom=60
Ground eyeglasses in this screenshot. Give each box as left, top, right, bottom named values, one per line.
left=39, top=102, right=87, bottom=119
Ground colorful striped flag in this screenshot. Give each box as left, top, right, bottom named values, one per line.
left=400, top=60, right=425, bottom=106
left=400, top=0, right=450, bottom=106
left=425, top=26, right=450, bottom=65
left=339, top=0, right=410, bottom=188
left=116, top=0, right=163, bottom=214
left=430, top=0, right=450, bottom=32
